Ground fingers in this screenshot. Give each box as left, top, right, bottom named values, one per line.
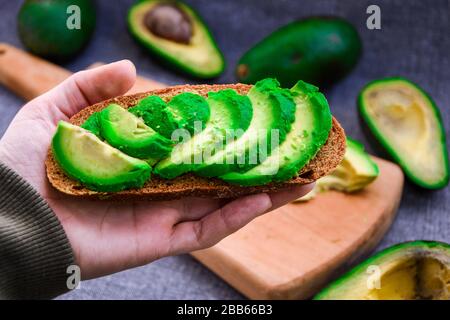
left=33, top=60, right=136, bottom=119
left=266, top=183, right=314, bottom=212
left=170, top=193, right=272, bottom=254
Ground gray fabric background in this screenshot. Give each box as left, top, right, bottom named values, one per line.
left=0, top=0, right=448, bottom=299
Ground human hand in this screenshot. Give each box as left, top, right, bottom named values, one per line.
left=0, top=61, right=313, bottom=279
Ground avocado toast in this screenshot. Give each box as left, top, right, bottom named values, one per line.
left=46, top=82, right=346, bottom=200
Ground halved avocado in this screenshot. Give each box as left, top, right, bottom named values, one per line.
left=315, top=241, right=450, bottom=300
left=359, top=77, right=449, bottom=189
left=99, top=104, right=173, bottom=159
left=52, top=121, right=151, bottom=192
left=221, top=80, right=331, bottom=186
left=194, top=78, right=296, bottom=178
left=128, top=0, right=225, bottom=78
left=154, top=89, right=253, bottom=179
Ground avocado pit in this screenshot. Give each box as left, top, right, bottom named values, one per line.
left=144, top=3, right=192, bottom=44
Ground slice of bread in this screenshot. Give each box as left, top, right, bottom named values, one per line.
left=45, top=83, right=346, bottom=200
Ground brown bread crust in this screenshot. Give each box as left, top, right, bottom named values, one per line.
left=45, top=83, right=346, bottom=200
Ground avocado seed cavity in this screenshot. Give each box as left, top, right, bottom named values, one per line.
left=144, top=3, right=192, bottom=44
left=369, top=255, right=449, bottom=300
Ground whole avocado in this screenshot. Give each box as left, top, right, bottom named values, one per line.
left=237, top=17, right=362, bottom=87
left=17, top=0, right=96, bottom=60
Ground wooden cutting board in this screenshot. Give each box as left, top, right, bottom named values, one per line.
left=0, top=43, right=404, bottom=299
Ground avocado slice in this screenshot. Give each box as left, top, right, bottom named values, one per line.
left=194, top=78, right=296, bottom=178
left=129, top=95, right=179, bottom=139
left=359, top=77, right=449, bottom=189
left=237, top=17, right=361, bottom=87
left=99, top=104, right=173, bottom=159
left=154, top=89, right=253, bottom=179
left=128, top=0, right=225, bottom=78
left=129, top=92, right=210, bottom=139
left=52, top=121, right=151, bottom=192
left=221, top=81, right=331, bottom=186
left=315, top=241, right=450, bottom=300
left=81, top=111, right=101, bottom=138
left=166, top=92, right=210, bottom=135
left=317, top=138, right=379, bottom=194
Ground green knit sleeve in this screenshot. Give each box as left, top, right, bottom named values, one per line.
left=0, top=163, right=75, bottom=299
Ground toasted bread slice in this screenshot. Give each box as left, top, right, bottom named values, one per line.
left=45, top=83, right=346, bottom=200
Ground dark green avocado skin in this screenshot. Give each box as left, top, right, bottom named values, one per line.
left=358, top=77, right=450, bottom=189
left=237, top=17, right=361, bottom=87
left=17, top=0, right=96, bottom=61
left=127, top=0, right=225, bottom=79
left=314, top=241, right=450, bottom=300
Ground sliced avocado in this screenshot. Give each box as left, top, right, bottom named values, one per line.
left=237, top=17, right=361, bottom=87
left=167, top=92, right=210, bottom=135
left=99, top=104, right=173, bottom=159
left=194, top=78, right=296, bottom=178
left=81, top=111, right=101, bottom=138
left=154, top=89, right=253, bottom=179
left=128, top=0, right=225, bottom=78
left=221, top=81, right=331, bottom=186
left=359, top=77, right=449, bottom=189
left=52, top=121, right=151, bottom=192
left=129, top=93, right=210, bottom=138
left=129, top=95, right=179, bottom=138
left=308, top=138, right=379, bottom=199
left=315, top=241, right=450, bottom=300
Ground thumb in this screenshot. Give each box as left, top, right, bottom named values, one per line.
left=32, top=60, right=136, bottom=118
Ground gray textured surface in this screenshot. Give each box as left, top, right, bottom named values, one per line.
left=0, top=0, right=448, bottom=299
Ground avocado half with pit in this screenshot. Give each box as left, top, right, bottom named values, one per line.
left=359, top=77, right=449, bottom=189
left=52, top=121, right=151, bottom=192
left=128, top=0, right=225, bottom=78
left=315, top=241, right=450, bottom=300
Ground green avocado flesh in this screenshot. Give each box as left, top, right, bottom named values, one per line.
left=99, top=104, right=173, bottom=159
left=237, top=17, right=361, bottom=87
left=315, top=241, right=450, bottom=300
left=315, top=138, right=379, bottom=194
left=194, top=78, right=296, bottom=178
left=221, top=81, right=331, bottom=186
left=359, top=77, right=449, bottom=189
left=128, top=0, right=225, bottom=78
left=129, top=93, right=210, bottom=138
left=129, top=95, right=179, bottom=138
left=167, top=92, right=210, bottom=135
left=154, top=89, right=253, bottom=179
left=58, top=78, right=335, bottom=192
left=52, top=121, right=151, bottom=192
